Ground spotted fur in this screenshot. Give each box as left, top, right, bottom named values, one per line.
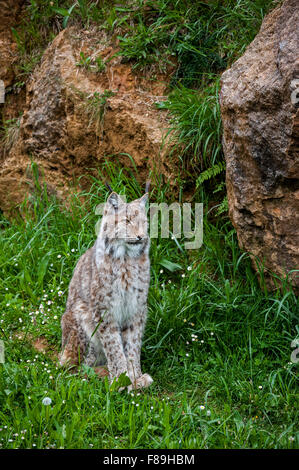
left=60, top=191, right=153, bottom=390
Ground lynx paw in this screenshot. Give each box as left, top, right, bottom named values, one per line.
left=128, top=373, right=153, bottom=391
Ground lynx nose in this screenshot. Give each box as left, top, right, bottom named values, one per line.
left=137, top=235, right=142, bottom=241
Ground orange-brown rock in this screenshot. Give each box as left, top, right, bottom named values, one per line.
left=220, top=0, right=299, bottom=291
left=0, top=0, right=24, bottom=88
left=0, top=26, right=176, bottom=215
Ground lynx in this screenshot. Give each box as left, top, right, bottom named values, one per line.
left=59, top=187, right=153, bottom=390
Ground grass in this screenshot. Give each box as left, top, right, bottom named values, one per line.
left=157, top=79, right=222, bottom=171
left=0, top=163, right=298, bottom=449
left=115, top=0, right=277, bottom=79
left=0, top=117, right=22, bottom=156
left=83, top=90, right=116, bottom=138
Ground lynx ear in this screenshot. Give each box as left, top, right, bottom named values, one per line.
left=139, top=193, right=148, bottom=207
left=107, top=192, right=124, bottom=210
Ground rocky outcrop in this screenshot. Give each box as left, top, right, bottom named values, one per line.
left=0, top=0, right=24, bottom=88
left=220, top=0, right=299, bottom=290
left=0, top=26, right=176, bottom=214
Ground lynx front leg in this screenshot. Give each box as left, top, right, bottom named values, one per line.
left=97, top=318, right=129, bottom=384
left=122, top=316, right=153, bottom=390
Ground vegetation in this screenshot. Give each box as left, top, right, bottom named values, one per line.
left=0, top=163, right=298, bottom=449
left=1, top=0, right=297, bottom=451
left=83, top=90, right=115, bottom=138
left=0, top=116, right=22, bottom=156
left=8, top=0, right=280, bottom=189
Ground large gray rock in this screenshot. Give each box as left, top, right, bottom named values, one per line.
left=220, top=0, right=299, bottom=291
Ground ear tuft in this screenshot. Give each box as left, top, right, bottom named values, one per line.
left=107, top=192, right=123, bottom=210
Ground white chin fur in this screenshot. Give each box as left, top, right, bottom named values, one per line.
left=109, top=242, right=146, bottom=258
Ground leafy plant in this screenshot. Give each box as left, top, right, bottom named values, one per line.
left=196, top=162, right=226, bottom=187
left=76, top=52, right=106, bottom=73
left=76, top=51, right=93, bottom=70
left=95, top=55, right=106, bottom=72
left=52, top=3, right=77, bottom=29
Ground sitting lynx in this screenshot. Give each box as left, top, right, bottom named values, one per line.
left=59, top=188, right=153, bottom=390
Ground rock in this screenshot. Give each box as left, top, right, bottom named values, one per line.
left=0, top=0, right=23, bottom=88
left=0, top=26, right=176, bottom=215
left=220, top=0, right=299, bottom=291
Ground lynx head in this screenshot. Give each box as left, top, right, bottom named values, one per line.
left=99, top=190, right=149, bottom=258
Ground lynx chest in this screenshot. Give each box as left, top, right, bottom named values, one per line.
left=109, top=263, right=146, bottom=327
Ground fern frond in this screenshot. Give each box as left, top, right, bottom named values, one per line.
left=196, top=161, right=225, bottom=187
left=216, top=196, right=229, bottom=215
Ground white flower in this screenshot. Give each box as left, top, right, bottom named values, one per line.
left=71, top=249, right=75, bottom=253
left=258, top=385, right=263, bottom=390
left=57, top=254, right=61, bottom=259
left=160, top=269, right=163, bottom=274
left=42, top=397, right=52, bottom=406
left=181, top=274, right=185, bottom=278
left=199, top=405, right=205, bottom=410
left=206, top=410, right=211, bottom=416
left=187, top=266, right=192, bottom=271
